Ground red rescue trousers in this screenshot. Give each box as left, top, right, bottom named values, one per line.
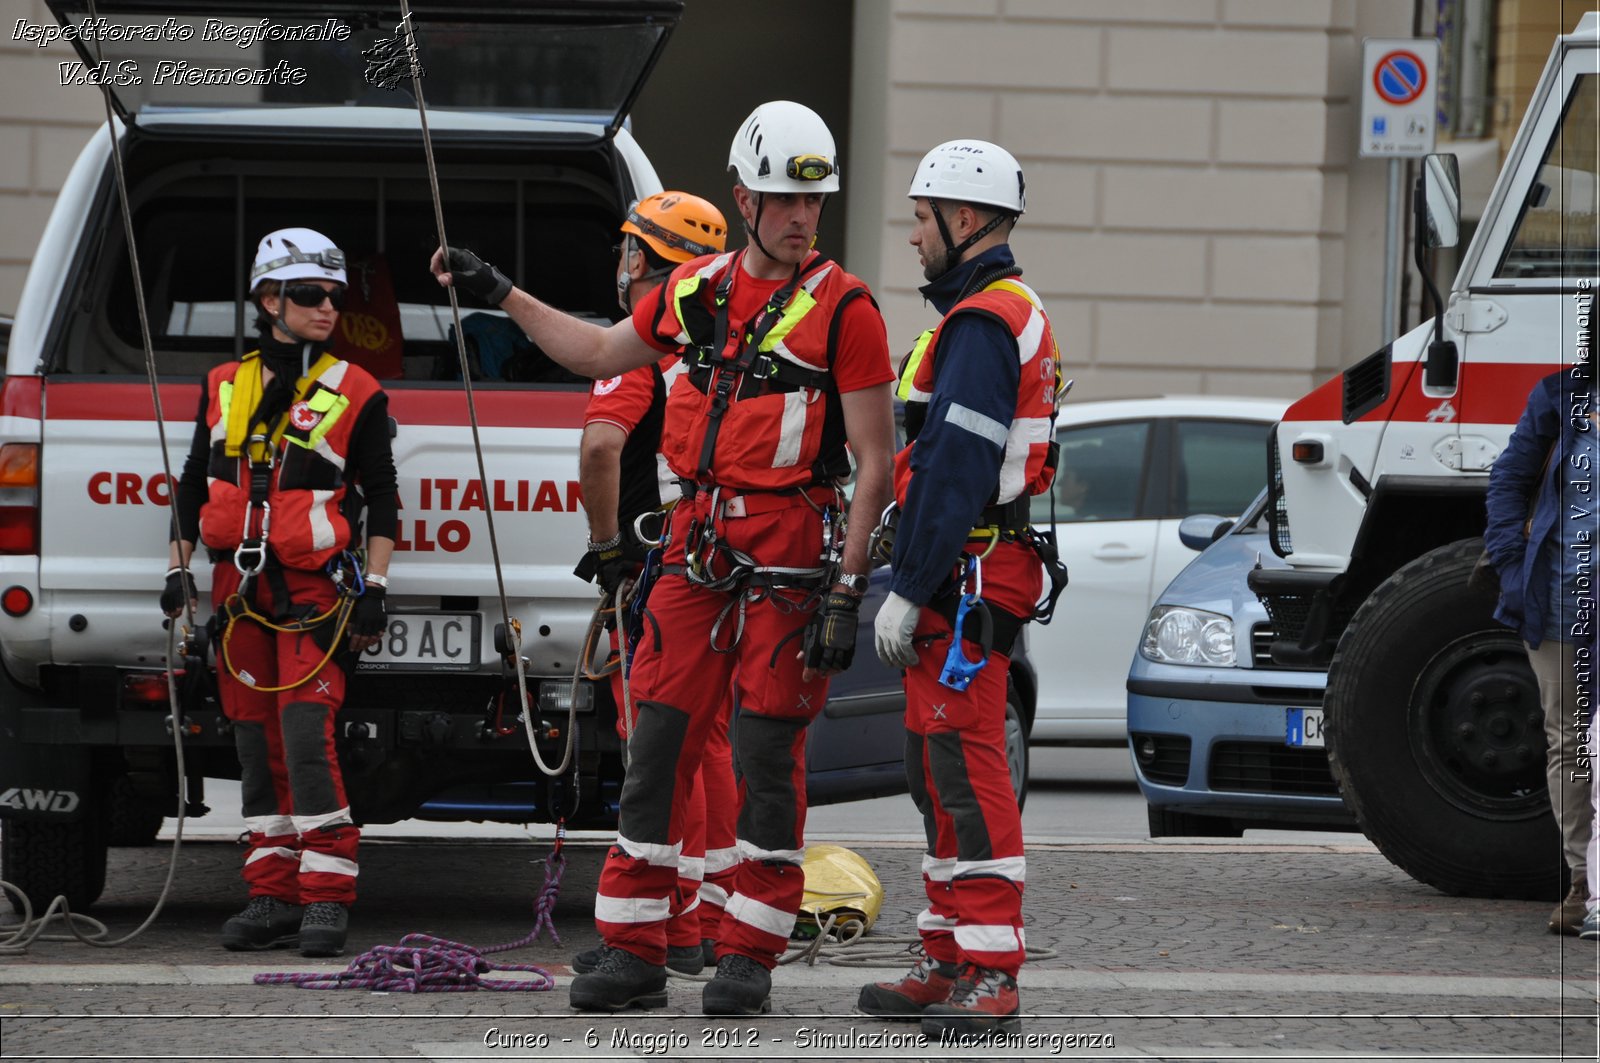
left=606, top=622, right=739, bottom=949
left=902, top=540, right=1040, bottom=977
left=594, top=488, right=834, bottom=969
left=212, top=564, right=359, bottom=906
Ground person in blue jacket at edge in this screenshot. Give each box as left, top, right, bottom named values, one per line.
left=1483, top=355, right=1596, bottom=937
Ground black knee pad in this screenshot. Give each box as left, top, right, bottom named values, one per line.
left=735, top=713, right=807, bottom=852
left=232, top=721, right=276, bottom=818
left=618, top=699, right=691, bottom=843
left=904, top=730, right=938, bottom=851
left=280, top=700, right=338, bottom=815
left=927, top=731, right=994, bottom=862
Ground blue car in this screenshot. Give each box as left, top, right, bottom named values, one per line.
left=1125, top=491, right=1353, bottom=836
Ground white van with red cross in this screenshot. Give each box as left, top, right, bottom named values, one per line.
left=0, top=0, right=945, bottom=912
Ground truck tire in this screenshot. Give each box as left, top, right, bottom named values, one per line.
left=106, top=775, right=166, bottom=848
left=0, top=817, right=108, bottom=913
left=1325, top=538, right=1562, bottom=900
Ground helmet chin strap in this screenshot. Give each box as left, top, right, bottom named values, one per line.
left=745, top=191, right=828, bottom=265
left=616, top=236, right=673, bottom=313
left=745, top=192, right=777, bottom=261
left=926, top=200, right=1010, bottom=280
left=270, top=314, right=316, bottom=376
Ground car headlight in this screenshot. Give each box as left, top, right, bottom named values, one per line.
left=1141, top=606, right=1235, bottom=666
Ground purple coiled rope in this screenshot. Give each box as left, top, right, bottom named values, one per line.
left=254, top=844, right=566, bottom=992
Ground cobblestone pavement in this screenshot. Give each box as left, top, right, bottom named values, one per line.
left=2, top=837, right=1597, bottom=1061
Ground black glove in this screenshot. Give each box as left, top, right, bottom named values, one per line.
left=803, top=591, right=860, bottom=673
left=160, top=567, right=197, bottom=616
left=445, top=247, right=513, bottom=306
left=350, top=585, right=387, bottom=640
left=575, top=534, right=632, bottom=599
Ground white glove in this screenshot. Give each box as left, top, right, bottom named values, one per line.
left=874, top=592, right=922, bottom=669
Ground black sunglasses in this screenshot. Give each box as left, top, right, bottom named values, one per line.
left=283, top=283, right=346, bottom=311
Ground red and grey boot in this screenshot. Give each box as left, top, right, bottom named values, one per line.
left=857, top=950, right=958, bottom=1018
left=920, top=964, right=1022, bottom=1038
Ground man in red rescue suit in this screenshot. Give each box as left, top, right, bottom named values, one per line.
left=162, top=227, right=397, bottom=959
left=859, top=141, right=1061, bottom=1038
left=571, top=190, right=736, bottom=977
left=432, top=100, right=896, bottom=1015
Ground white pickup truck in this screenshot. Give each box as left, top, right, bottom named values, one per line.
left=0, top=0, right=940, bottom=912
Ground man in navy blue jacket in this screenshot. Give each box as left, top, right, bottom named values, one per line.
left=1484, top=363, right=1596, bottom=934
left=862, top=140, right=1059, bottom=1039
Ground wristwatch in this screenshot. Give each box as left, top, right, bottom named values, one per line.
left=836, top=572, right=870, bottom=596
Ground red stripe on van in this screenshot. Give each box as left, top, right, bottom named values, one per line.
left=42, top=381, right=591, bottom=429
left=1, top=376, right=42, bottom=419
left=1282, top=361, right=1557, bottom=426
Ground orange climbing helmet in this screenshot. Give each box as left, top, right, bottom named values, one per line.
left=621, top=191, right=728, bottom=264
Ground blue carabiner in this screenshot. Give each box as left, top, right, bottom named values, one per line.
left=624, top=546, right=662, bottom=676
left=939, top=591, right=994, bottom=692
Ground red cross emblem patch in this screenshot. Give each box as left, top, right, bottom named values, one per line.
left=289, top=401, right=321, bottom=431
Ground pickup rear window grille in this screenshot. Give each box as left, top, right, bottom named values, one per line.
left=1208, top=742, right=1338, bottom=796
left=1130, top=733, right=1190, bottom=786
left=1341, top=346, right=1391, bottom=424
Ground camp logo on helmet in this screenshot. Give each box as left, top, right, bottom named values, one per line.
left=289, top=401, right=322, bottom=431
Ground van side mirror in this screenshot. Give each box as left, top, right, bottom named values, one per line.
left=1421, top=153, right=1460, bottom=249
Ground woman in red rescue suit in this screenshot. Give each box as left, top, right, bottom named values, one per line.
left=162, top=227, right=397, bottom=959
left=860, top=141, right=1061, bottom=1039
left=431, top=101, right=897, bottom=1016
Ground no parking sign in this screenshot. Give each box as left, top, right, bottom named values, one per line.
left=1360, top=38, right=1439, bottom=157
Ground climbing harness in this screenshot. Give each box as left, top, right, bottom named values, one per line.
left=673, top=483, right=841, bottom=654
left=213, top=552, right=367, bottom=693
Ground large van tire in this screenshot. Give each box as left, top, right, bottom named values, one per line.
left=0, top=817, right=108, bottom=913
left=1325, top=539, right=1562, bottom=900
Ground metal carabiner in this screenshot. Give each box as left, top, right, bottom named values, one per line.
left=632, top=509, right=665, bottom=549
left=233, top=500, right=270, bottom=575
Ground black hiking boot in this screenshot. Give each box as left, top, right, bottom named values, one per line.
left=298, top=901, right=349, bottom=958
left=574, top=942, right=703, bottom=976
left=569, top=945, right=669, bottom=1011
left=221, top=895, right=302, bottom=951
left=702, top=952, right=772, bottom=1015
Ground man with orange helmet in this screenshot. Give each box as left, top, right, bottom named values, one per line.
left=432, top=101, right=895, bottom=1017
left=571, top=191, right=734, bottom=977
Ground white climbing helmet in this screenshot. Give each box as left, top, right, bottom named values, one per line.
left=728, top=100, right=841, bottom=194
left=907, top=139, right=1026, bottom=215
left=250, top=227, right=348, bottom=286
